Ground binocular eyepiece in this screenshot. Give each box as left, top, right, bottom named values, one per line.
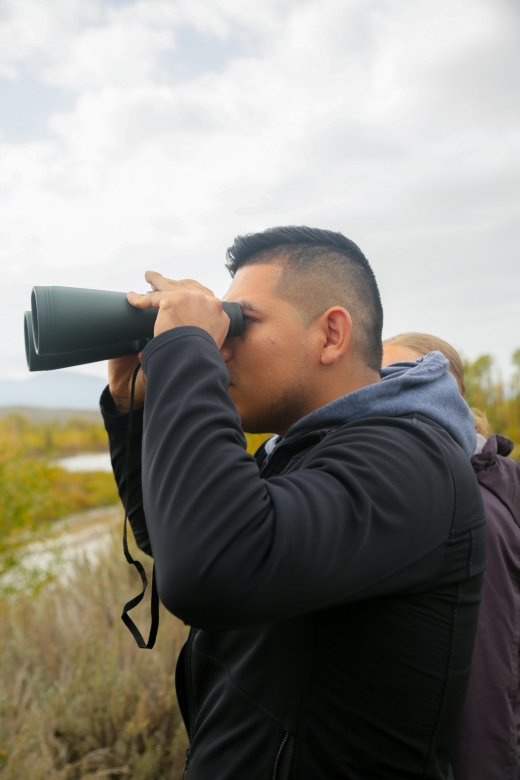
left=25, top=286, right=244, bottom=371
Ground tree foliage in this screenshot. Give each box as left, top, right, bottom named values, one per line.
left=464, top=350, right=520, bottom=458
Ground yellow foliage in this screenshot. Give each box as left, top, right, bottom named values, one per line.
left=0, top=413, right=109, bottom=458
left=244, top=432, right=273, bottom=455
left=464, top=349, right=520, bottom=458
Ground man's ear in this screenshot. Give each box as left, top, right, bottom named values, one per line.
left=319, top=307, right=352, bottom=366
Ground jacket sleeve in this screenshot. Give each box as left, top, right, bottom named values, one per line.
left=100, top=386, right=152, bottom=556
left=140, top=328, right=475, bottom=630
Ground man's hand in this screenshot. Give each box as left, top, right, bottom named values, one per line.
left=108, top=271, right=228, bottom=414
left=108, top=354, right=147, bottom=415
left=128, top=271, right=230, bottom=349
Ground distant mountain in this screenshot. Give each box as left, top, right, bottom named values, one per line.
left=0, top=372, right=107, bottom=409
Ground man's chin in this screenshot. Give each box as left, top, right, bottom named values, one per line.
left=238, top=411, right=273, bottom=435
left=228, top=398, right=257, bottom=433
left=227, top=386, right=246, bottom=421
left=226, top=387, right=273, bottom=433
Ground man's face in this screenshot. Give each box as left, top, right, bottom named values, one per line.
left=221, top=263, right=318, bottom=435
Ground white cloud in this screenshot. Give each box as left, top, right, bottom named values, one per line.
left=0, top=0, right=519, bottom=378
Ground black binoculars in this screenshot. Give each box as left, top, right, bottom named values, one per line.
left=25, top=286, right=244, bottom=371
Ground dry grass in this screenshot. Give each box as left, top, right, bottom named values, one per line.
left=0, top=527, right=189, bottom=779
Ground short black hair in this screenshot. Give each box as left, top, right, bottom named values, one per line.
left=226, top=226, right=383, bottom=371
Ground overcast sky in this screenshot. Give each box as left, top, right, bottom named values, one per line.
left=1, top=0, right=519, bottom=379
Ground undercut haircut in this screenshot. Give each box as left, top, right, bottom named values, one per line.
left=226, top=226, right=383, bottom=371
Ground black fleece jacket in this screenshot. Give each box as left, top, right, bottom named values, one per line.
left=102, top=326, right=486, bottom=780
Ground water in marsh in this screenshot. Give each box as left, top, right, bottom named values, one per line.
left=1, top=507, right=122, bottom=592
left=53, top=452, right=113, bottom=472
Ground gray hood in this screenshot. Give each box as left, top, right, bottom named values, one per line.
left=268, top=351, right=476, bottom=458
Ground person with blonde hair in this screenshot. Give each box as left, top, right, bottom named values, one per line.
left=383, top=333, right=520, bottom=780
left=384, top=333, right=466, bottom=395
left=383, top=333, right=491, bottom=437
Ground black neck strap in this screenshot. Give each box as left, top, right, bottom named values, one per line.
left=121, top=363, right=159, bottom=649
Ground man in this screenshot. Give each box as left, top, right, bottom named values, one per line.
left=101, top=226, right=486, bottom=779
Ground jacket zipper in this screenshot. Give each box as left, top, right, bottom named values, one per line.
left=272, top=732, right=294, bottom=780
left=260, top=428, right=338, bottom=479
left=182, top=746, right=190, bottom=779
left=182, top=630, right=196, bottom=779
left=185, top=630, right=196, bottom=735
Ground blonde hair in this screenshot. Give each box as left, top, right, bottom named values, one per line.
left=471, top=408, right=491, bottom=438
left=384, top=332, right=466, bottom=395
left=384, top=332, right=492, bottom=439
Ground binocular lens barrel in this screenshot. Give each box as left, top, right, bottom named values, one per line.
left=24, top=311, right=143, bottom=372
left=26, top=286, right=243, bottom=371
left=31, top=286, right=158, bottom=356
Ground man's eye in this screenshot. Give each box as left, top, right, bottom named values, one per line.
left=242, top=315, right=256, bottom=325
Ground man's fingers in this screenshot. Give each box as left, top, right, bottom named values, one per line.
left=128, top=290, right=164, bottom=308
left=143, top=270, right=215, bottom=298
left=145, top=270, right=172, bottom=291
left=145, top=270, right=195, bottom=291
left=128, top=287, right=214, bottom=311
left=177, top=279, right=215, bottom=296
